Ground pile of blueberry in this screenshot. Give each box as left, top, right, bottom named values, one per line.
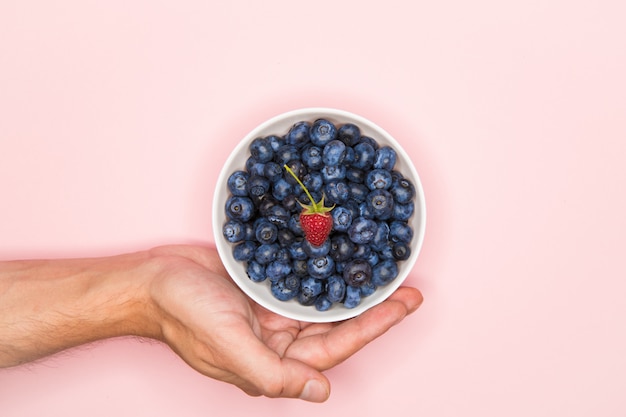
left=223, top=118, right=416, bottom=311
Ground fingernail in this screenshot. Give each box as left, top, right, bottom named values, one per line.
left=300, top=379, right=329, bottom=402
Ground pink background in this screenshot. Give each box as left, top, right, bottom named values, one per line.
left=1, top=1, right=625, bottom=416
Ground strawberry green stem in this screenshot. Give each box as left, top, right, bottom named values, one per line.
left=284, top=164, right=321, bottom=211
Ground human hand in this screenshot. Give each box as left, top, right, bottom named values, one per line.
left=147, top=245, right=423, bottom=402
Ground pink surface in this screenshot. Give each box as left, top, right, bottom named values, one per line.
left=1, top=1, right=625, bottom=416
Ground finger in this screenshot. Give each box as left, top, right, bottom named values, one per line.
left=209, top=319, right=331, bottom=402
left=286, top=286, right=423, bottom=370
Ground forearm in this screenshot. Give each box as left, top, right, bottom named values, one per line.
left=0, top=251, right=161, bottom=367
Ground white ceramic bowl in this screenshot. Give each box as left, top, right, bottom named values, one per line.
left=212, top=108, right=426, bottom=322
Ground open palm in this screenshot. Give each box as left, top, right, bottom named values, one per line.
left=148, top=245, right=422, bottom=402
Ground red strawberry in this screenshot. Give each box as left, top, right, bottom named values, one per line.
left=284, top=164, right=334, bottom=246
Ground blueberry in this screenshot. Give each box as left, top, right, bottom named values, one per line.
left=392, top=242, right=411, bottom=260
left=302, top=239, right=331, bottom=257
left=246, top=175, right=271, bottom=198
left=245, top=157, right=266, bottom=177
left=391, top=177, right=415, bottom=204
left=331, top=206, right=353, bottom=232
left=227, top=170, right=250, bottom=196
left=358, top=201, right=375, bottom=219
left=249, top=137, right=274, bottom=163
left=263, top=161, right=283, bottom=183
left=272, top=178, right=294, bottom=201
left=348, top=182, right=369, bottom=203
left=389, top=220, right=413, bottom=243
left=352, top=142, right=376, bottom=170
left=286, top=121, right=311, bottom=148
left=288, top=215, right=303, bottom=235
left=247, top=260, right=266, bottom=282
left=302, top=145, right=324, bottom=170
left=288, top=239, right=309, bottom=260
left=266, top=134, right=285, bottom=152
left=266, top=260, right=292, bottom=281
left=223, top=219, right=245, bottom=243
left=299, top=277, right=324, bottom=305
left=330, top=233, right=356, bottom=262
left=343, top=285, right=361, bottom=308
left=265, top=205, right=290, bottom=228
left=322, top=140, right=347, bottom=166
left=310, top=119, right=337, bottom=146
left=352, top=243, right=372, bottom=260
left=271, top=278, right=298, bottom=301
left=281, top=194, right=299, bottom=212
left=303, top=171, right=324, bottom=193
left=372, top=221, right=390, bottom=251
left=358, top=136, right=379, bottom=150
left=255, top=219, right=278, bottom=244
left=326, top=275, right=346, bottom=303
left=346, top=167, right=366, bottom=183
left=366, top=189, right=395, bottom=220
left=292, top=259, right=308, bottom=276
left=343, top=259, right=372, bottom=287
left=315, top=294, right=333, bottom=311
left=360, top=281, right=377, bottom=297
left=348, top=217, right=378, bottom=244
left=337, top=123, right=361, bottom=146
left=254, top=243, right=279, bottom=265
left=283, top=160, right=307, bottom=186
left=277, top=228, right=296, bottom=246
left=307, top=255, right=335, bottom=279
left=324, top=180, right=350, bottom=205
left=284, top=274, right=301, bottom=291
left=372, top=259, right=398, bottom=286
left=225, top=196, right=255, bottom=222
left=274, top=144, right=300, bottom=165
left=232, top=240, right=257, bottom=262
left=366, top=169, right=393, bottom=190
left=374, top=146, right=397, bottom=170
left=321, top=164, right=346, bottom=182
left=393, top=201, right=415, bottom=221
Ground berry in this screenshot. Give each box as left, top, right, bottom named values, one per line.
left=249, top=137, right=274, bottom=163
left=391, top=177, right=415, bottom=204
left=255, top=219, right=278, bottom=244
left=374, top=146, right=397, bottom=170
left=393, top=201, right=414, bottom=221
left=223, top=219, right=245, bottom=243
left=310, top=119, right=337, bottom=146
left=232, top=241, right=257, bottom=262
left=367, top=189, right=395, bottom=219
left=322, top=140, right=347, bottom=166
left=247, top=260, right=266, bottom=282
left=331, top=206, right=353, bottom=232
left=392, top=242, right=411, bottom=261
left=348, top=217, right=378, bottom=244
left=337, top=123, right=360, bottom=146
left=343, top=259, right=372, bottom=287
left=352, top=142, right=376, bottom=170
left=286, top=121, right=311, bottom=148
left=315, top=295, right=333, bottom=311
left=389, top=220, right=413, bottom=243
left=227, top=170, right=250, bottom=196
left=225, top=196, right=255, bottom=222
left=271, top=278, right=299, bottom=301
left=326, top=275, right=346, bottom=303
left=372, top=259, right=399, bottom=286
left=266, top=260, right=292, bottom=281
left=307, top=255, right=335, bottom=279
left=302, top=145, right=324, bottom=170
left=285, top=164, right=334, bottom=247
left=343, top=285, right=361, bottom=309
left=366, top=169, right=393, bottom=190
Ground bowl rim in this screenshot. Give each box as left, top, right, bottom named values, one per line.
left=212, top=107, right=426, bottom=322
